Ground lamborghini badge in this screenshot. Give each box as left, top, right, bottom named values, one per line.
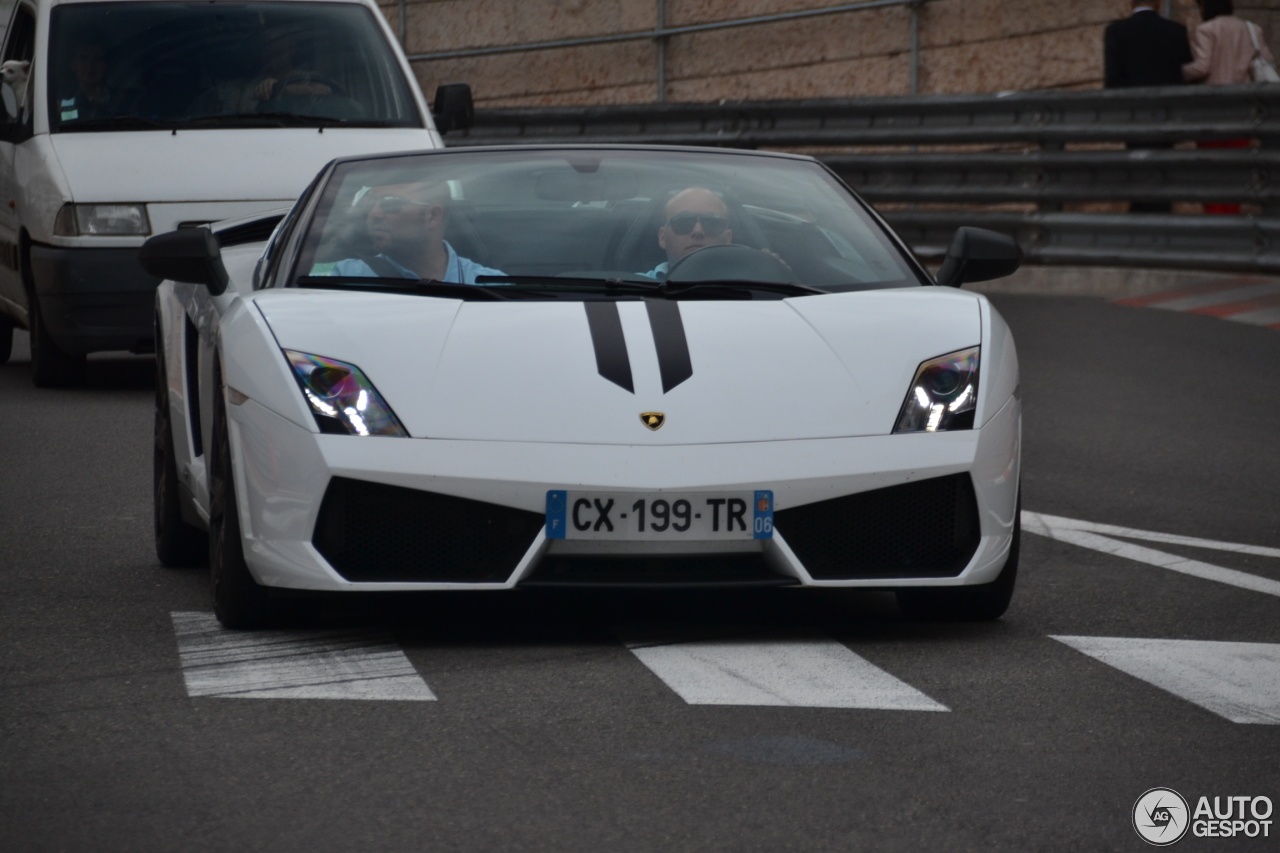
left=640, top=412, right=665, bottom=430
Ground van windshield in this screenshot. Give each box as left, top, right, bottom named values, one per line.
left=48, top=2, right=422, bottom=131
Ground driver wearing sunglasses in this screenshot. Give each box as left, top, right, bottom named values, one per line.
left=642, top=187, right=734, bottom=280
left=328, top=181, right=504, bottom=284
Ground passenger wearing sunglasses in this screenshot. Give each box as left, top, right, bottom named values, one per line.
left=642, top=187, right=734, bottom=280
left=328, top=182, right=504, bottom=283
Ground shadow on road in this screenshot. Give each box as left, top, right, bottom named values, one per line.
left=2, top=330, right=155, bottom=392
left=241, top=586, right=1017, bottom=648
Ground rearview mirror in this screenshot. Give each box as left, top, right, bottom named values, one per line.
left=138, top=227, right=230, bottom=296
left=432, top=83, right=474, bottom=133
left=934, top=227, right=1022, bottom=288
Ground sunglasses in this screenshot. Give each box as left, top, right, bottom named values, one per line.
left=663, top=212, right=729, bottom=236
left=371, top=195, right=433, bottom=214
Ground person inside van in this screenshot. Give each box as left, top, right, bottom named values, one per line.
left=59, top=41, right=133, bottom=122
left=642, top=187, right=734, bottom=279
left=327, top=182, right=504, bottom=284
left=241, top=33, right=332, bottom=110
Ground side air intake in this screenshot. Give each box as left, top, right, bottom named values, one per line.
left=775, top=473, right=981, bottom=579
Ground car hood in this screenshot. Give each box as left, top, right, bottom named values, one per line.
left=253, top=287, right=983, bottom=444
left=47, top=128, right=439, bottom=203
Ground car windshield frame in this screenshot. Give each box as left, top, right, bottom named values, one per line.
left=47, top=0, right=423, bottom=133
left=283, top=146, right=933, bottom=297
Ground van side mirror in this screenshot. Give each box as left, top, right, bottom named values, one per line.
left=934, top=227, right=1022, bottom=288
left=138, top=227, right=230, bottom=296
left=432, top=83, right=474, bottom=133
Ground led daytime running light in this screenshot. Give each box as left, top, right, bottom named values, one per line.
left=284, top=350, right=407, bottom=436
left=893, top=346, right=980, bottom=434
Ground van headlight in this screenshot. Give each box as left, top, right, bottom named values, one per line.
left=284, top=351, right=407, bottom=437
left=54, top=203, right=151, bottom=236
left=893, top=347, right=979, bottom=433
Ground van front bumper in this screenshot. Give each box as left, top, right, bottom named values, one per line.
left=30, top=243, right=161, bottom=354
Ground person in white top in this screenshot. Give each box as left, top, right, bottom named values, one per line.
left=1182, top=0, right=1277, bottom=213
left=1182, top=0, right=1276, bottom=85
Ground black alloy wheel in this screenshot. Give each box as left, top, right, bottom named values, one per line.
left=0, top=314, right=13, bottom=364
left=154, top=323, right=207, bottom=567
left=27, top=287, right=86, bottom=387
left=209, top=360, right=275, bottom=628
left=896, top=489, right=1021, bottom=621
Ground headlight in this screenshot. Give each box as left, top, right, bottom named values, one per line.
left=893, top=346, right=979, bottom=434
left=54, top=203, right=151, bottom=236
left=284, top=351, right=407, bottom=437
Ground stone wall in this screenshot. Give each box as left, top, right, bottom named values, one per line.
left=377, top=0, right=1280, bottom=106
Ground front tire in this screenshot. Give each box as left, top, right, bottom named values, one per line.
left=896, top=493, right=1020, bottom=622
left=28, top=289, right=86, bottom=387
left=154, top=335, right=207, bottom=567
left=209, top=364, right=274, bottom=628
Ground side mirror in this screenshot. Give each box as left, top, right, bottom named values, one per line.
left=138, top=227, right=230, bottom=296
left=934, top=227, right=1022, bottom=288
left=432, top=83, right=474, bottom=133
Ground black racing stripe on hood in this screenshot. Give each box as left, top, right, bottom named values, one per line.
left=583, top=301, right=634, bottom=393
left=645, top=300, right=693, bottom=393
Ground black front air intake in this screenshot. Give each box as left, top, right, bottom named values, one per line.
left=774, top=473, right=981, bottom=580
left=313, top=477, right=544, bottom=582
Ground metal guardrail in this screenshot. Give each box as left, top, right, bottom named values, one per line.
left=884, top=211, right=1280, bottom=273
left=451, top=84, right=1280, bottom=272
left=454, top=85, right=1280, bottom=148
left=828, top=149, right=1280, bottom=206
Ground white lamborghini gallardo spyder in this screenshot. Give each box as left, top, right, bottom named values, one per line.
left=143, top=145, right=1024, bottom=628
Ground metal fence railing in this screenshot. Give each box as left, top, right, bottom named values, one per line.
left=450, top=84, right=1280, bottom=272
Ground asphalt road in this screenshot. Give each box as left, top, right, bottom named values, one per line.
left=2, top=293, right=1278, bottom=852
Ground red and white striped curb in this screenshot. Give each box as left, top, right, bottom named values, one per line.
left=1113, top=277, right=1280, bottom=329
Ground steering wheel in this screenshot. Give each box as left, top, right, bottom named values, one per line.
left=665, top=243, right=795, bottom=285
left=268, top=73, right=345, bottom=100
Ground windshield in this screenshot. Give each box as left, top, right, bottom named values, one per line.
left=292, top=149, right=923, bottom=296
left=48, top=2, right=421, bottom=131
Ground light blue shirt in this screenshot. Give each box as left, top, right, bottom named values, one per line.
left=322, top=241, right=504, bottom=284
left=641, top=261, right=669, bottom=280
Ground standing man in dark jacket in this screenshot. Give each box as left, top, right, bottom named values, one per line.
left=1106, top=1, right=1193, bottom=87
left=1105, top=2, right=1194, bottom=211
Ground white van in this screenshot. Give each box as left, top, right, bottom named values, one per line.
left=0, top=0, right=467, bottom=384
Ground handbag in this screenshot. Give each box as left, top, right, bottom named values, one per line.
left=1247, top=22, right=1280, bottom=83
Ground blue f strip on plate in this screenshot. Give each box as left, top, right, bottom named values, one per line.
left=545, top=490, right=567, bottom=539
left=753, top=490, right=774, bottom=540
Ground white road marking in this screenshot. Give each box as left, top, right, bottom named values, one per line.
left=1022, top=513, right=1280, bottom=599
left=1151, top=282, right=1280, bottom=312
left=616, top=626, right=948, bottom=711
left=1053, top=636, right=1280, bottom=724
left=1023, top=511, right=1280, bottom=559
left=1229, top=304, right=1280, bottom=326
left=171, top=611, right=436, bottom=701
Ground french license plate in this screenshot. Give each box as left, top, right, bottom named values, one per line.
left=545, top=490, right=773, bottom=541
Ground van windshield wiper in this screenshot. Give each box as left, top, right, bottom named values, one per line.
left=185, top=112, right=395, bottom=128
left=295, top=276, right=507, bottom=301
left=56, top=115, right=178, bottom=132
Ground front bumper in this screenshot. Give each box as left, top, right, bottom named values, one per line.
left=228, top=393, right=1021, bottom=592
left=30, top=244, right=160, bottom=354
